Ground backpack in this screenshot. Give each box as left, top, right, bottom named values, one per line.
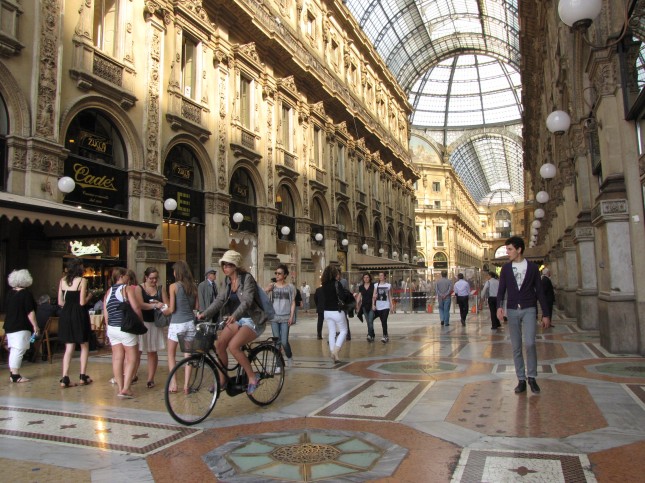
left=240, top=273, right=275, bottom=321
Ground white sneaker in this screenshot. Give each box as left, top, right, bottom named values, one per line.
left=275, top=366, right=281, bottom=374
left=381, top=336, right=389, bottom=343
left=286, top=358, right=293, bottom=368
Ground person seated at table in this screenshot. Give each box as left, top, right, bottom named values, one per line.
left=36, top=295, right=59, bottom=329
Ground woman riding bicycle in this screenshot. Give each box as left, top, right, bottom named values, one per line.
left=197, top=250, right=268, bottom=394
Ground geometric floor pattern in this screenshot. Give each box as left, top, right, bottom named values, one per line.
left=2, top=309, right=645, bottom=482
left=451, top=449, right=597, bottom=483
left=204, top=429, right=407, bottom=482
left=0, top=405, right=199, bottom=455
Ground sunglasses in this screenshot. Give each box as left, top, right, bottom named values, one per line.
left=274, top=271, right=284, bottom=275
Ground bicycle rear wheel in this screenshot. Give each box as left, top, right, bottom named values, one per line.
left=247, top=345, right=285, bottom=406
left=165, top=354, right=220, bottom=425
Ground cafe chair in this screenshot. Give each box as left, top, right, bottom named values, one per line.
left=43, top=316, right=60, bottom=364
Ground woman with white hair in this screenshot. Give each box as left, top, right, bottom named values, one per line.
left=4, top=269, right=39, bottom=383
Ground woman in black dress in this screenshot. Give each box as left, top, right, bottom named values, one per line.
left=57, top=258, right=94, bottom=388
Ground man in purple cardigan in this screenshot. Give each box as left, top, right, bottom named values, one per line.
left=496, top=236, right=551, bottom=394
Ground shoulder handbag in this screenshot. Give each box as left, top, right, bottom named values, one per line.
left=335, top=281, right=356, bottom=317
left=119, top=286, right=148, bottom=335
left=153, top=285, right=171, bottom=327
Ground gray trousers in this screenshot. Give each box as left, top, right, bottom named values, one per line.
left=507, top=307, right=538, bottom=380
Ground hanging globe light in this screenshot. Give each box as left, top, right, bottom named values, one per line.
left=163, top=198, right=177, bottom=212
left=281, top=226, right=291, bottom=236
left=540, top=163, right=557, bottom=179
left=314, top=233, right=323, bottom=242
left=546, top=110, right=571, bottom=134
left=534, top=208, right=545, bottom=219
left=536, top=191, right=550, bottom=204
left=57, top=176, right=76, bottom=194
left=532, top=227, right=538, bottom=235
left=232, top=212, right=244, bottom=224
left=341, top=238, right=349, bottom=246
left=532, top=220, right=542, bottom=228
left=362, top=243, right=368, bottom=251
left=558, top=0, right=602, bottom=30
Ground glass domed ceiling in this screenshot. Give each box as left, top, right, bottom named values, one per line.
left=410, top=54, right=522, bottom=128
left=345, top=0, right=523, bottom=205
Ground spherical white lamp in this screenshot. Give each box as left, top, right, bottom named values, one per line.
left=392, top=251, right=398, bottom=258
left=532, top=220, right=542, bottom=228
left=378, top=248, right=384, bottom=254
left=314, top=233, right=323, bottom=242
left=362, top=243, right=368, bottom=251
left=558, top=0, right=602, bottom=29
left=546, top=110, right=571, bottom=134
left=57, top=176, right=76, bottom=194
left=341, top=238, right=349, bottom=247
left=536, top=191, right=550, bottom=204
left=164, top=198, right=177, bottom=212
left=534, top=208, right=545, bottom=219
left=403, top=254, right=409, bottom=259
left=540, top=163, right=557, bottom=179
left=532, top=227, right=539, bottom=235
left=232, top=212, right=244, bottom=224
left=281, top=226, right=291, bottom=236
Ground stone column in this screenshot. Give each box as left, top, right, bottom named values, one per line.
left=592, top=198, right=638, bottom=353
left=562, top=230, right=579, bottom=318
left=573, top=222, right=598, bottom=329
left=553, top=246, right=565, bottom=311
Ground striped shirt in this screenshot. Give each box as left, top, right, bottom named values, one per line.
left=106, top=283, right=126, bottom=327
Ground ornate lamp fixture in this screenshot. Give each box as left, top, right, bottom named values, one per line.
left=558, top=0, right=602, bottom=31
left=534, top=208, right=545, bottom=219
left=58, top=176, right=76, bottom=195
left=546, top=110, right=571, bottom=135
left=341, top=238, right=349, bottom=247
left=539, top=163, right=557, bottom=179
left=362, top=243, right=368, bottom=251
left=314, top=233, right=323, bottom=242
left=536, top=191, right=550, bottom=204
left=163, top=198, right=177, bottom=218
left=532, top=220, right=542, bottom=229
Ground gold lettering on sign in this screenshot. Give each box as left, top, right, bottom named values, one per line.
left=73, top=163, right=118, bottom=191
left=86, top=136, right=108, bottom=153
left=70, top=241, right=103, bottom=256
left=177, top=191, right=191, bottom=216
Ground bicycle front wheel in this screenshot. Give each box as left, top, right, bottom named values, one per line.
left=165, top=354, right=220, bottom=425
left=247, top=345, right=285, bottom=406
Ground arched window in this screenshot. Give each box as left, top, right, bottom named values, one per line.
left=164, top=144, right=203, bottom=190
left=276, top=185, right=295, bottom=241
left=433, top=252, right=448, bottom=269
left=0, top=93, right=8, bottom=191
left=63, top=109, right=128, bottom=215
left=495, top=209, right=512, bottom=238
left=229, top=168, right=257, bottom=233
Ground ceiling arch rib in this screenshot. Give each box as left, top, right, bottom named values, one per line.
left=345, top=0, right=523, bottom=206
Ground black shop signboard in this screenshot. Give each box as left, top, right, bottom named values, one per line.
left=63, top=157, right=128, bottom=215
left=164, top=184, right=203, bottom=223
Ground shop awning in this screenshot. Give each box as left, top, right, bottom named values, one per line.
left=0, top=192, right=158, bottom=239
left=351, top=253, right=415, bottom=270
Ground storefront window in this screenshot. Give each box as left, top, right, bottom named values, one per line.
left=163, top=144, right=204, bottom=282
left=64, top=109, right=128, bottom=215
left=276, top=185, right=295, bottom=242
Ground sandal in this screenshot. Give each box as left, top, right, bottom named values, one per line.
left=79, top=374, right=93, bottom=385
left=117, top=392, right=135, bottom=399
left=146, top=381, right=155, bottom=389
left=246, top=373, right=261, bottom=395
left=9, top=375, right=30, bottom=383
left=60, top=376, right=78, bottom=388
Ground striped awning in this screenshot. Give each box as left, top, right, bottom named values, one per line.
left=0, top=192, right=158, bottom=240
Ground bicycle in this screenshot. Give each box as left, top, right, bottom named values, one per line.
left=164, top=320, right=285, bottom=425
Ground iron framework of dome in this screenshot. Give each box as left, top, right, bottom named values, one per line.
left=345, top=0, right=523, bottom=205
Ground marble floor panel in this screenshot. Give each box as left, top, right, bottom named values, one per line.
left=1, top=310, right=644, bottom=482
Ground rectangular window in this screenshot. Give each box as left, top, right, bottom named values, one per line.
left=182, top=36, right=197, bottom=99
left=436, top=226, right=443, bottom=242
left=240, top=75, right=252, bottom=129
left=434, top=200, right=441, bottom=209
left=331, top=39, right=340, bottom=66
left=313, top=127, right=321, bottom=167
left=432, top=181, right=441, bottom=192
left=281, top=104, right=292, bottom=150
left=357, top=160, right=364, bottom=191
left=306, top=11, right=316, bottom=39
left=349, top=62, right=358, bottom=86
left=337, top=144, right=345, bottom=181
left=93, top=0, right=118, bottom=56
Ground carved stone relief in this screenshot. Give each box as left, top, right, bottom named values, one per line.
left=36, top=1, right=60, bottom=139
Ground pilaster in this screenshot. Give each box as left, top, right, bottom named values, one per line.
left=573, top=218, right=598, bottom=329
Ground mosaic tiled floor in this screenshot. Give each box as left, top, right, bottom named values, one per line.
left=0, top=406, right=199, bottom=454
left=451, top=449, right=597, bottom=483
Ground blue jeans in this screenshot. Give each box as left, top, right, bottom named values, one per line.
left=363, top=308, right=375, bottom=338
left=271, top=320, right=292, bottom=359
left=438, top=296, right=451, bottom=325
left=507, top=307, right=538, bottom=379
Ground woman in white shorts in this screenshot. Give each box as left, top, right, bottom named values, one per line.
left=158, top=260, right=198, bottom=393
left=105, top=267, right=142, bottom=398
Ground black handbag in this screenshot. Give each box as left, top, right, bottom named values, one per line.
left=335, top=282, right=356, bottom=317
left=117, top=286, right=147, bottom=335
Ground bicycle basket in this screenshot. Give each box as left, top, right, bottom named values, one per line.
left=177, top=330, right=215, bottom=353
